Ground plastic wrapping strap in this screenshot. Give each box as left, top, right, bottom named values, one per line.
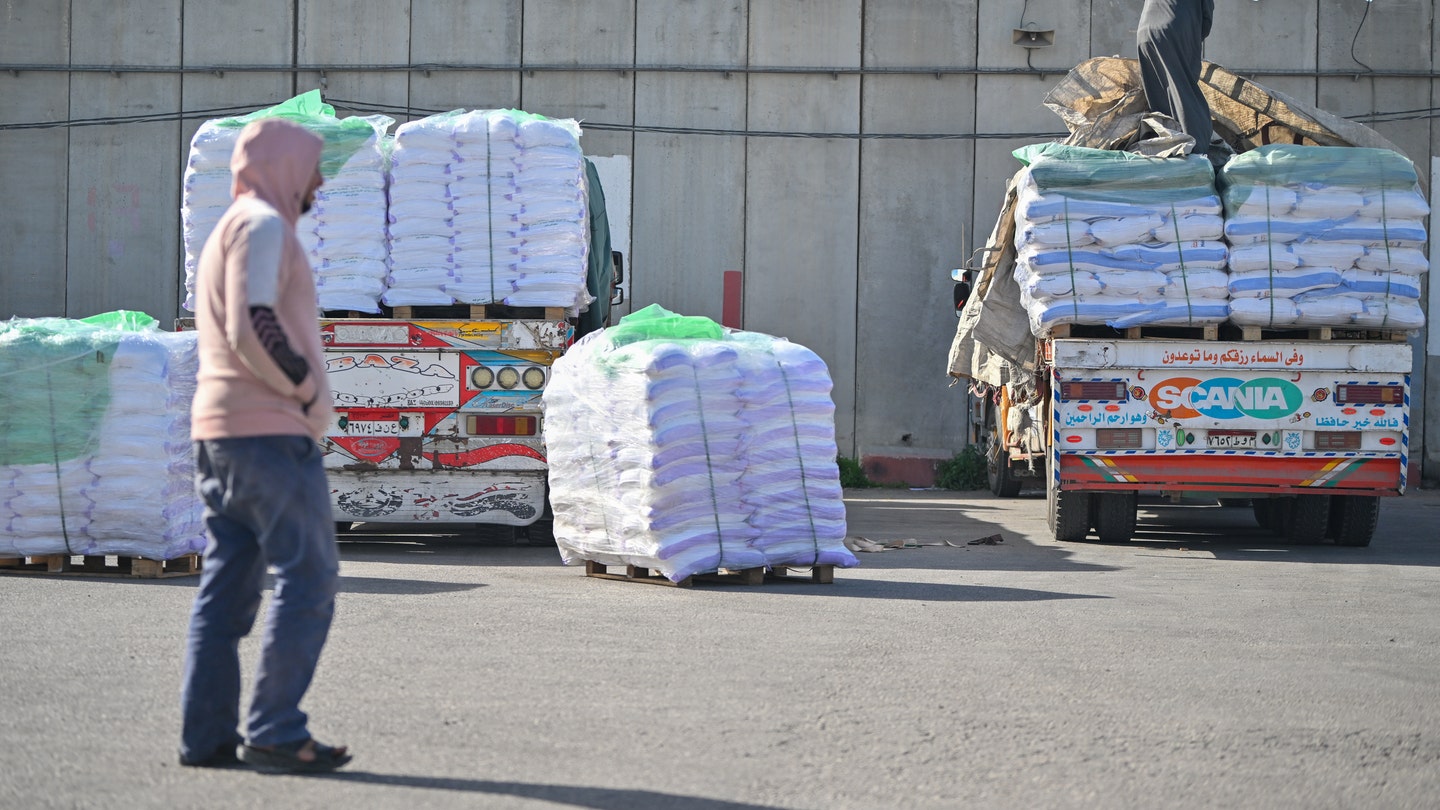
left=1264, top=186, right=1277, bottom=327
left=1378, top=186, right=1393, bottom=328
left=776, top=358, right=820, bottom=556
left=43, top=368, right=76, bottom=555
left=484, top=124, right=497, bottom=304
left=1061, top=198, right=1080, bottom=320
left=1167, top=203, right=1194, bottom=325
left=689, top=365, right=727, bottom=569
left=583, top=431, right=620, bottom=553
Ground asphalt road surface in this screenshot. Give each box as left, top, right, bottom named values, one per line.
left=2, top=487, right=1438, bottom=809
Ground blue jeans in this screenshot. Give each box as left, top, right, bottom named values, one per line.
left=180, top=435, right=338, bottom=761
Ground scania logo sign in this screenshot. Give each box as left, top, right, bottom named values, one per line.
left=1151, top=376, right=1304, bottom=420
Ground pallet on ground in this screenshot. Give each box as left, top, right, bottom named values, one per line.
left=582, top=560, right=835, bottom=587
left=0, top=553, right=202, bottom=579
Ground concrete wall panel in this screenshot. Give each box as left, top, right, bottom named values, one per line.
left=0, top=4, right=70, bottom=317
left=744, top=3, right=863, bottom=452
left=297, top=1, right=411, bottom=114
left=856, top=1, right=979, bottom=476
left=66, top=5, right=182, bottom=321
left=628, top=1, right=747, bottom=324
left=632, top=74, right=746, bottom=323
left=0, top=74, right=70, bottom=318
left=407, top=0, right=521, bottom=118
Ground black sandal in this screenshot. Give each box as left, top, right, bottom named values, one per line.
left=240, top=737, right=352, bottom=773
left=178, top=745, right=242, bottom=768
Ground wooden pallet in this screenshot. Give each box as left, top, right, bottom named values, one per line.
left=0, top=553, right=202, bottom=579
left=765, top=564, right=836, bottom=584
left=1234, top=325, right=1408, bottom=342
left=584, top=560, right=766, bottom=587
left=387, top=304, right=567, bottom=321
left=582, top=560, right=836, bottom=587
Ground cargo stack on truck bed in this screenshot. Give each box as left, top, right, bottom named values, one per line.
left=949, top=58, right=1425, bottom=546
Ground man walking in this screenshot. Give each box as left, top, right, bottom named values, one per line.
left=179, top=117, right=350, bottom=773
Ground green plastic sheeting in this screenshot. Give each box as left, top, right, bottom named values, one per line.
left=604, top=304, right=725, bottom=347
left=0, top=311, right=158, bottom=467
left=206, top=89, right=392, bottom=180
left=1014, top=142, right=1216, bottom=204
left=1219, top=144, right=1421, bottom=204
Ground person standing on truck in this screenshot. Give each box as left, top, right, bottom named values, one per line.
left=1137, top=0, right=1215, bottom=153
left=179, top=117, right=351, bottom=773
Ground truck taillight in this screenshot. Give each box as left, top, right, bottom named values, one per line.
left=1095, top=428, right=1143, bottom=449
left=1059, top=381, right=1127, bottom=401
left=1334, top=384, right=1404, bottom=405
left=1315, top=431, right=1362, bottom=451
left=466, top=415, right=538, bottom=436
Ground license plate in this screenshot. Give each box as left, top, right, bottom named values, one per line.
left=335, top=412, right=423, bottom=437
left=1207, top=431, right=1256, bottom=449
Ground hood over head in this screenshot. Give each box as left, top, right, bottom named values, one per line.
left=229, top=118, right=324, bottom=224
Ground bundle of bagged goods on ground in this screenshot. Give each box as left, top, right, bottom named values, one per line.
left=181, top=91, right=392, bottom=313
left=543, top=305, right=856, bottom=582
left=0, top=312, right=204, bottom=560
left=1221, top=145, right=1428, bottom=330
left=180, top=92, right=591, bottom=316
left=1011, top=143, right=1428, bottom=335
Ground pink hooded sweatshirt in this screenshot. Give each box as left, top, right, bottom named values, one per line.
left=190, top=118, right=334, bottom=441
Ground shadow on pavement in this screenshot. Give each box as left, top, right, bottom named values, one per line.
left=314, top=772, right=785, bottom=809
left=756, top=578, right=1108, bottom=602
left=335, top=575, right=484, bottom=595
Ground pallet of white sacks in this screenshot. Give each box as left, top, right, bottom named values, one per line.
left=0, top=553, right=202, bottom=579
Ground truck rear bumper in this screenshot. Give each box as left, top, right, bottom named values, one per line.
left=327, top=469, right=547, bottom=525
left=1056, top=453, right=1403, bottom=496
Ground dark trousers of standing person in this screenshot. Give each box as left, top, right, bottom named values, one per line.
left=179, top=435, right=339, bottom=764
left=1138, top=0, right=1213, bottom=150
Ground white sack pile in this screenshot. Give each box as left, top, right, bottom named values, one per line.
left=1012, top=143, right=1229, bottom=335
left=0, top=313, right=204, bottom=560
left=1220, top=144, right=1429, bottom=330
left=385, top=109, right=590, bottom=310
left=542, top=305, right=856, bottom=582
left=181, top=92, right=393, bottom=313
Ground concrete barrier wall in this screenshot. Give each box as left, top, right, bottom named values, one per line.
left=2, top=0, right=1435, bottom=483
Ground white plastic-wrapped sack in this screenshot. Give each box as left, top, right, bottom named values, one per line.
left=181, top=91, right=393, bottom=313
left=1219, top=145, right=1429, bottom=329
left=384, top=108, right=590, bottom=310
left=1011, top=143, right=1228, bottom=334
left=543, top=305, right=856, bottom=582
left=0, top=313, right=204, bottom=560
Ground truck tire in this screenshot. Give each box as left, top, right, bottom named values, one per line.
left=987, top=435, right=1022, bottom=498
left=1254, top=497, right=1287, bottom=535
left=1093, top=492, right=1138, bottom=544
left=1047, top=479, right=1091, bottom=542
left=1329, top=495, right=1379, bottom=547
left=1283, top=494, right=1330, bottom=545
